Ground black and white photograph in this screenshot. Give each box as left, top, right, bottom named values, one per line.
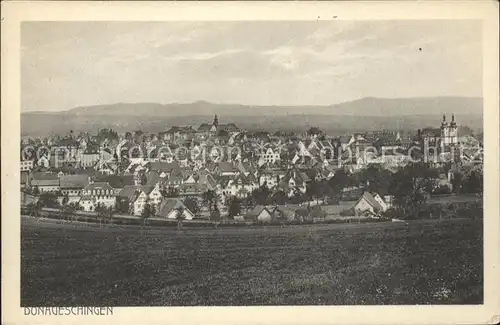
left=2, top=1, right=499, bottom=324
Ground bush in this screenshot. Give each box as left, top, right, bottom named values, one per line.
left=339, top=208, right=354, bottom=217
left=381, top=207, right=403, bottom=220
left=433, top=185, right=452, bottom=195
left=455, top=201, right=483, bottom=219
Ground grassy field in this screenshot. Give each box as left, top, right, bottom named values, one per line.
left=21, top=217, right=483, bottom=306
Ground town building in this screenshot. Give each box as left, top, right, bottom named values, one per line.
left=21, top=159, right=34, bottom=172
left=353, top=191, right=388, bottom=217
left=157, top=198, right=195, bottom=220
left=31, top=173, right=60, bottom=193
left=419, top=114, right=459, bottom=158
left=198, top=115, right=240, bottom=135
left=59, top=174, right=90, bottom=204
left=80, top=182, right=116, bottom=211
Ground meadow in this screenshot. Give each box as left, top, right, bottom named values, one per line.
left=21, top=217, right=483, bottom=306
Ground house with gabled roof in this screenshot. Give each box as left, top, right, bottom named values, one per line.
left=237, top=160, right=256, bottom=177
left=220, top=173, right=259, bottom=202
left=259, top=146, right=281, bottom=165
left=245, top=205, right=273, bottom=223
left=216, top=162, right=239, bottom=177
left=117, top=183, right=163, bottom=216
left=157, top=198, right=194, bottom=220
left=353, top=191, right=388, bottom=217
left=278, top=169, right=310, bottom=197
left=258, top=168, right=286, bottom=189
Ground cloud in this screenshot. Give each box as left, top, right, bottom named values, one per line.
left=21, top=20, right=482, bottom=111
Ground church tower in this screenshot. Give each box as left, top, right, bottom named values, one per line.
left=213, top=114, right=219, bottom=128
left=448, top=113, right=458, bottom=146
left=440, top=114, right=448, bottom=152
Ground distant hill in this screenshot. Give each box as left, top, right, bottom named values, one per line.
left=58, top=96, right=482, bottom=117
left=21, top=96, right=483, bottom=137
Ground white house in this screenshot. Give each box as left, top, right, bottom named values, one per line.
left=246, top=205, right=273, bottom=223
left=260, top=147, right=281, bottom=165
left=80, top=182, right=116, bottom=212
left=117, top=184, right=163, bottom=216
left=222, top=173, right=259, bottom=200
left=157, top=198, right=194, bottom=220
left=259, top=169, right=286, bottom=189
left=278, top=169, right=310, bottom=197
left=353, top=191, right=388, bottom=217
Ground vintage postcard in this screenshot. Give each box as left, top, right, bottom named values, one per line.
left=2, top=1, right=499, bottom=325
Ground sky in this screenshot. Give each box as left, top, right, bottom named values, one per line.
left=21, top=20, right=482, bottom=112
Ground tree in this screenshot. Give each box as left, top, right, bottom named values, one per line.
left=175, top=206, right=186, bottom=230
left=202, top=190, right=220, bottom=215
left=307, top=127, right=323, bottom=137
left=306, top=181, right=320, bottom=204
left=388, top=163, right=438, bottom=219
left=97, top=128, right=119, bottom=142
left=210, top=206, right=221, bottom=229
left=451, top=171, right=464, bottom=195
left=358, top=164, right=392, bottom=195
left=227, top=196, right=242, bottom=218
left=270, top=190, right=288, bottom=205
left=38, top=192, right=60, bottom=209
left=27, top=201, right=43, bottom=219
left=290, top=188, right=306, bottom=205
left=250, top=185, right=271, bottom=206
left=183, top=197, right=200, bottom=216
left=95, top=205, right=114, bottom=227
left=317, top=180, right=333, bottom=204
left=62, top=194, right=69, bottom=206
left=141, top=199, right=155, bottom=227
left=62, top=200, right=77, bottom=222
left=462, top=168, right=483, bottom=194
left=140, top=172, right=148, bottom=186
left=115, top=197, right=130, bottom=214
left=327, top=170, right=349, bottom=202
left=429, top=203, right=444, bottom=220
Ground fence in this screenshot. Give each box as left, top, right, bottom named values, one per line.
left=21, top=206, right=385, bottom=229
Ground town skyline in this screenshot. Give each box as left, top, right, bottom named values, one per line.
left=22, top=20, right=482, bottom=112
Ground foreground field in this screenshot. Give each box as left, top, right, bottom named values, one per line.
left=21, top=218, right=482, bottom=306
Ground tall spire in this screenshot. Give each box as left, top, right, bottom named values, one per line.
left=441, top=114, right=448, bottom=129
left=450, top=113, right=457, bottom=127
left=213, top=114, right=219, bottom=127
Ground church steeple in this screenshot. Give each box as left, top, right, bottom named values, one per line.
left=449, top=113, right=457, bottom=128
left=213, top=114, right=219, bottom=127
left=441, top=114, right=448, bottom=129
